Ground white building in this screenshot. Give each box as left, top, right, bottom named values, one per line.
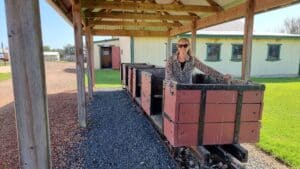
left=94, top=21, right=300, bottom=77
left=44, top=51, right=60, bottom=61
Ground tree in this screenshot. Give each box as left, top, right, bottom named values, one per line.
left=43, top=45, right=51, bottom=51
left=280, top=17, right=300, bottom=34
left=63, top=44, right=75, bottom=55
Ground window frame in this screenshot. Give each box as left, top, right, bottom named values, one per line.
left=205, top=43, right=222, bottom=62
left=231, top=43, right=243, bottom=62
left=171, top=42, right=177, bottom=56
left=266, top=44, right=281, bottom=61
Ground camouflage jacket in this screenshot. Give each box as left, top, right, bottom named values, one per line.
left=165, top=54, right=226, bottom=84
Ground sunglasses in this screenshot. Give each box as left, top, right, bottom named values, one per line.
left=177, top=44, right=189, bottom=48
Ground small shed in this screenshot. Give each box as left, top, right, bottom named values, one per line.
left=43, top=51, right=60, bottom=61
left=93, top=38, right=120, bottom=69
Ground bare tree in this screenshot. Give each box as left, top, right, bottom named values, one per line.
left=280, top=17, right=300, bottom=34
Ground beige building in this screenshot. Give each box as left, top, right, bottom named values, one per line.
left=93, top=21, right=300, bottom=77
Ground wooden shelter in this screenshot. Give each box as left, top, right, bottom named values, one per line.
left=4, top=0, right=300, bottom=168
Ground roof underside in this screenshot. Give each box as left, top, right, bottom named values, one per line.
left=47, top=0, right=300, bottom=37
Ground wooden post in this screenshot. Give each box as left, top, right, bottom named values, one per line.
left=191, top=20, right=197, bottom=57
left=73, top=3, right=86, bottom=127
left=166, top=35, right=171, bottom=59
left=85, top=26, right=94, bottom=99
left=241, top=0, right=255, bottom=80
left=91, top=38, right=95, bottom=87
left=130, top=36, right=134, bottom=63
left=4, top=0, right=51, bottom=168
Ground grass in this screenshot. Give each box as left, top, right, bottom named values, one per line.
left=0, top=61, right=10, bottom=67
left=252, top=77, right=300, bottom=169
left=0, top=73, right=11, bottom=81
left=92, top=69, right=121, bottom=88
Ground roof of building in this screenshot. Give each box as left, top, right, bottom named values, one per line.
left=94, top=38, right=119, bottom=44
left=43, top=51, right=60, bottom=55
left=183, top=30, right=300, bottom=39
left=183, top=19, right=300, bottom=38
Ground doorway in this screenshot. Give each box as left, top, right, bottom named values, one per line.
left=101, top=47, right=112, bottom=68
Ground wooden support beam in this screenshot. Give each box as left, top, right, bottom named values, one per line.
left=85, top=26, right=94, bottom=100
left=206, top=0, right=223, bottom=11
left=72, top=3, right=86, bottom=127
left=242, top=0, right=255, bottom=80
left=90, top=20, right=182, bottom=28
left=191, top=20, right=197, bottom=57
left=170, top=0, right=299, bottom=36
left=81, top=1, right=220, bottom=12
left=4, top=0, right=51, bottom=168
left=92, top=29, right=169, bottom=37
left=85, top=11, right=197, bottom=21
left=167, top=36, right=172, bottom=58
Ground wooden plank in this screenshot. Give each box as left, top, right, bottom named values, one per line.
left=81, top=1, right=220, bottom=12
left=85, top=11, right=197, bottom=21
left=170, top=0, right=299, bottom=36
left=167, top=35, right=172, bottom=58
left=206, top=0, right=223, bottom=11
left=191, top=20, right=197, bottom=57
left=73, top=3, right=87, bottom=127
left=91, top=34, right=95, bottom=87
left=4, top=0, right=51, bottom=168
left=92, top=29, right=169, bottom=37
left=90, top=20, right=182, bottom=28
left=242, top=0, right=255, bottom=80
left=85, top=26, right=94, bottom=100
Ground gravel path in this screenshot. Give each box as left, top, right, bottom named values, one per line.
left=243, top=144, right=289, bottom=169
left=66, top=89, right=178, bottom=169
left=0, top=62, right=81, bottom=169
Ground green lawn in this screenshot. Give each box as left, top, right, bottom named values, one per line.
left=92, top=69, right=121, bottom=88
left=0, top=73, right=11, bottom=81
left=252, top=77, right=300, bottom=169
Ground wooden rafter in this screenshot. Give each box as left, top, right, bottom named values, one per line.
left=81, top=1, right=221, bottom=13
left=85, top=11, right=197, bottom=21
left=92, top=29, right=169, bottom=36
left=47, top=0, right=300, bottom=37
left=206, top=0, right=224, bottom=11
left=174, top=0, right=199, bottom=18
left=163, top=11, right=184, bottom=28
left=90, top=20, right=181, bottom=27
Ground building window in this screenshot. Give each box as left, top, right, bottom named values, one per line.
left=267, top=44, right=281, bottom=61
left=231, top=44, right=243, bottom=61
left=206, top=43, right=221, bottom=61
left=171, top=43, right=177, bottom=56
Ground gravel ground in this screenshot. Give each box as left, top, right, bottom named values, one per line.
left=0, top=62, right=82, bottom=169
left=65, top=89, right=178, bottom=169
left=243, top=144, right=289, bottom=169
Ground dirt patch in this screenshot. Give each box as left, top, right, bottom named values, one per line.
left=0, top=62, right=83, bottom=169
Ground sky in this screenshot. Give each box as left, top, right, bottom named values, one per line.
left=0, top=1, right=300, bottom=49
